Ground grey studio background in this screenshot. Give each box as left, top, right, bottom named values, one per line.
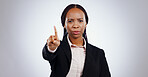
left=0, top=0, right=148, bottom=77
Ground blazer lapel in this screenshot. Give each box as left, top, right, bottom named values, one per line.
left=82, top=42, right=94, bottom=76
left=61, top=35, right=72, bottom=64
left=61, top=34, right=94, bottom=76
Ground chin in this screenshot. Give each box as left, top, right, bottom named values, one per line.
left=72, top=34, right=82, bottom=39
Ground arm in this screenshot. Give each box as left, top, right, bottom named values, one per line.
left=42, top=26, right=60, bottom=62
left=100, top=49, right=111, bottom=77
left=42, top=43, right=58, bottom=62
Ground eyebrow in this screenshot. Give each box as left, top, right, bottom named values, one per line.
left=68, top=18, right=83, bottom=20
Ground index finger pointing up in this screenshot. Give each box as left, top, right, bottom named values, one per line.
left=54, top=26, right=58, bottom=39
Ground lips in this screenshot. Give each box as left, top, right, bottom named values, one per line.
left=73, top=31, right=80, bottom=35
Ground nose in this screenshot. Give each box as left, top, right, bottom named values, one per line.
left=73, top=21, right=79, bottom=28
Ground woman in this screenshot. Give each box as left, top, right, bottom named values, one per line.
left=42, top=4, right=111, bottom=77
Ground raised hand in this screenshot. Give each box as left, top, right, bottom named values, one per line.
left=47, top=26, right=60, bottom=51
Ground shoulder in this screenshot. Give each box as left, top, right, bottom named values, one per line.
left=87, top=43, right=105, bottom=55
left=87, top=43, right=103, bottom=51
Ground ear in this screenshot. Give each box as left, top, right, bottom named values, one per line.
left=85, top=24, right=87, bottom=29
left=64, top=25, right=66, bottom=28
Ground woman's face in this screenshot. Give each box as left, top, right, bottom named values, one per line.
left=64, top=8, right=87, bottom=39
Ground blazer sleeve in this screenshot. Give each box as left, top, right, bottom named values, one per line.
left=100, top=49, right=111, bottom=77
left=42, top=43, right=59, bottom=63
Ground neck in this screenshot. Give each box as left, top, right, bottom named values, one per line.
left=69, top=35, right=83, bottom=46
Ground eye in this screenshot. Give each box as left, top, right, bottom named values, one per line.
left=79, top=20, right=83, bottom=22
left=68, top=20, right=73, bottom=23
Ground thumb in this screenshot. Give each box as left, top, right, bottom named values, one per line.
left=53, top=40, right=60, bottom=46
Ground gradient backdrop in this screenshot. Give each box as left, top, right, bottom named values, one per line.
left=0, top=0, right=148, bottom=77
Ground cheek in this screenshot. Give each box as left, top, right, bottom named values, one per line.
left=80, top=24, right=85, bottom=30
left=66, top=25, right=72, bottom=33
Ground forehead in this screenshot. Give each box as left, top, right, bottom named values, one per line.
left=66, top=8, right=85, bottom=18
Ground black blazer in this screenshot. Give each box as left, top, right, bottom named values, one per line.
left=42, top=35, right=111, bottom=77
